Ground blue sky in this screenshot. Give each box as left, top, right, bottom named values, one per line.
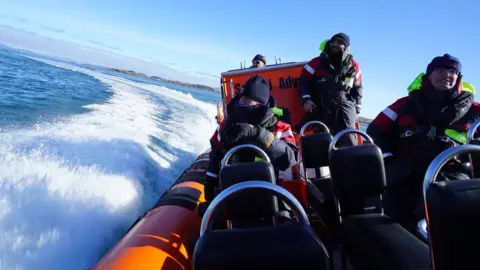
left=0, top=0, right=479, bottom=118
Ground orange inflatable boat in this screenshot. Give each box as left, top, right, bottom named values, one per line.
left=90, top=61, right=435, bottom=270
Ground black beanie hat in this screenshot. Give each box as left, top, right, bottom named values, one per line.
left=241, top=75, right=270, bottom=104
left=426, top=54, right=462, bottom=75
left=252, top=54, right=267, bottom=65
left=330, top=33, right=350, bottom=47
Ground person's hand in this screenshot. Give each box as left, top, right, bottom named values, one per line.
left=303, top=100, right=316, bottom=112
left=223, top=123, right=256, bottom=147
left=223, top=123, right=274, bottom=149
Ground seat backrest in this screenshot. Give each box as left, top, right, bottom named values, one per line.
left=329, top=144, right=386, bottom=216
left=193, top=223, right=328, bottom=270
left=426, top=179, right=480, bottom=270
left=219, top=161, right=278, bottom=226
left=300, top=132, right=332, bottom=169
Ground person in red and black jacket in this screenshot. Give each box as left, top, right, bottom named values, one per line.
left=204, top=75, right=298, bottom=203
left=367, top=54, right=480, bottom=231
left=297, top=33, right=363, bottom=146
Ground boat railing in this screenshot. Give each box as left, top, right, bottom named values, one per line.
left=297, top=120, right=331, bottom=180
left=467, top=118, right=480, bottom=144
left=220, top=144, right=271, bottom=169
left=299, top=120, right=331, bottom=136
left=222, top=61, right=307, bottom=76
left=328, top=128, right=374, bottom=153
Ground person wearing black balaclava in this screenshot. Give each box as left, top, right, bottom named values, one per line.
left=204, top=75, right=298, bottom=203
left=297, top=32, right=363, bottom=146
left=367, top=54, right=480, bottom=233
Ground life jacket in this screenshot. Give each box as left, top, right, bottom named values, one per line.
left=395, top=73, right=477, bottom=167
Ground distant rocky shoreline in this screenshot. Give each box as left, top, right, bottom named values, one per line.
left=108, top=68, right=219, bottom=92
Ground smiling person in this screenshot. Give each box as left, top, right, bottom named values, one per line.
left=366, top=54, right=479, bottom=232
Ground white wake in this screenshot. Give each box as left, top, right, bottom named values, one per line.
left=0, top=58, right=218, bottom=270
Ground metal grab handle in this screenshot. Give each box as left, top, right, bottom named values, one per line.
left=221, top=144, right=271, bottom=169
left=467, top=118, right=480, bottom=144
left=328, top=128, right=374, bottom=152
left=299, top=121, right=330, bottom=137
left=200, top=181, right=309, bottom=236
left=417, top=218, right=428, bottom=242
left=423, top=145, right=480, bottom=198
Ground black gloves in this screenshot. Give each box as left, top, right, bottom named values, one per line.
left=222, top=123, right=275, bottom=149
left=223, top=123, right=257, bottom=143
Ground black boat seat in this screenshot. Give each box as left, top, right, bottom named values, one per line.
left=329, top=143, right=386, bottom=216
left=193, top=223, right=328, bottom=270
left=340, top=214, right=431, bottom=270
left=329, top=143, right=431, bottom=270
left=300, top=132, right=332, bottom=170
left=426, top=179, right=480, bottom=270
left=219, top=161, right=278, bottom=227
left=300, top=132, right=336, bottom=226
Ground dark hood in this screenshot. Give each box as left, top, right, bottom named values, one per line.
left=225, top=94, right=278, bottom=128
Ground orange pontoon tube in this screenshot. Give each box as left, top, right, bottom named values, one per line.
left=91, top=153, right=210, bottom=270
